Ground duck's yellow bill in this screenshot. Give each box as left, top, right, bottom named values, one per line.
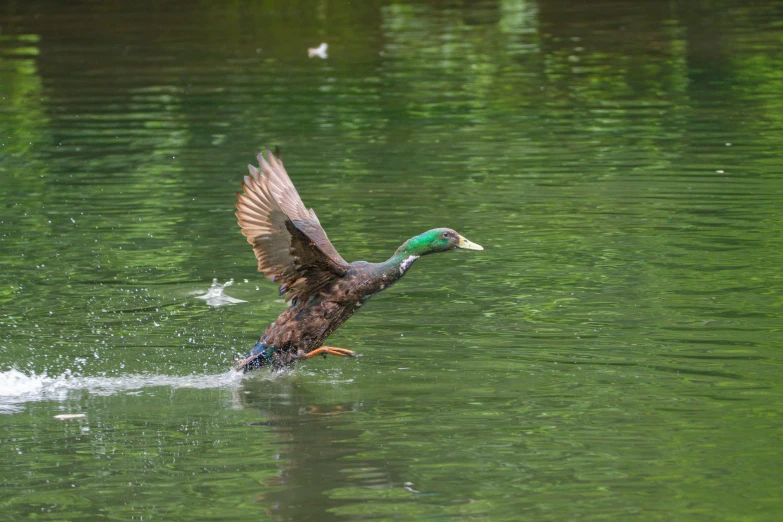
left=457, top=235, right=484, bottom=251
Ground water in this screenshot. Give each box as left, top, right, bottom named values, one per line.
left=2, top=0, right=783, bottom=519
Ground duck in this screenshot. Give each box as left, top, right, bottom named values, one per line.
left=233, top=150, right=483, bottom=372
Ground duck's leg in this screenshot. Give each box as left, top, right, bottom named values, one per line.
left=302, top=346, right=356, bottom=359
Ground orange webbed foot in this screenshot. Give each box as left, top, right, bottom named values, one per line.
left=302, top=346, right=356, bottom=359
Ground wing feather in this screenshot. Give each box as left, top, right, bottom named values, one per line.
left=235, top=150, right=348, bottom=302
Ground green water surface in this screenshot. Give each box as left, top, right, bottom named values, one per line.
left=1, top=0, right=783, bottom=520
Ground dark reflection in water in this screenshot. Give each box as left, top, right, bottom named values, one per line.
left=239, top=376, right=400, bottom=522
left=1, top=0, right=783, bottom=520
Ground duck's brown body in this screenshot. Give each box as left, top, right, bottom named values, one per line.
left=257, top=261, right=404, bottom=366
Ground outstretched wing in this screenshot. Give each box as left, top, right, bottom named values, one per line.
left=235, top=150, right=349, bottom=302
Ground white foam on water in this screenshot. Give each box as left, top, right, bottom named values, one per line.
left=0, top=368, right=247, bottom=414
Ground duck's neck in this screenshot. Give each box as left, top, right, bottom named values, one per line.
left=379, top=250, right=421, bottom=280
left=376, top=233, right=436, bottom=281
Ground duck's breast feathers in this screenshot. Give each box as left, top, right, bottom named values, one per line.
left=236, top=150, right=349, bottom=302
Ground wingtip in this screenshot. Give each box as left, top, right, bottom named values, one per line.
left=248, top=164, right=262, bottom=179
left=256, top=150, right=268, bottom=165
left=256, top=146, right=282, bottom=167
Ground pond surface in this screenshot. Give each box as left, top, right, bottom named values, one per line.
left=2, top=0, right=783, bottom=520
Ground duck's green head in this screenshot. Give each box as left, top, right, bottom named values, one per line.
left=396, top=228, right=483, bottom=257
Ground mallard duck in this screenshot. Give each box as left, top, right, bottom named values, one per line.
left=234, top=150, right=483, bottom=372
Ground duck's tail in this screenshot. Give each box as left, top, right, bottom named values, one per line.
left=233, top=341, right=274, bottom=373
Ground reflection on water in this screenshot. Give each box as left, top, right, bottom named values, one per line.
left=2, top=0, right=783, bottom=520
left=239, top=376, right=392, bottom=522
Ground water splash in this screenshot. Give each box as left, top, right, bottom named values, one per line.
left=308, top=42, right=328, bottom=59
left=0, top=368, right=247, bottom=414
left=193, top=278, right=247, bottom=307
